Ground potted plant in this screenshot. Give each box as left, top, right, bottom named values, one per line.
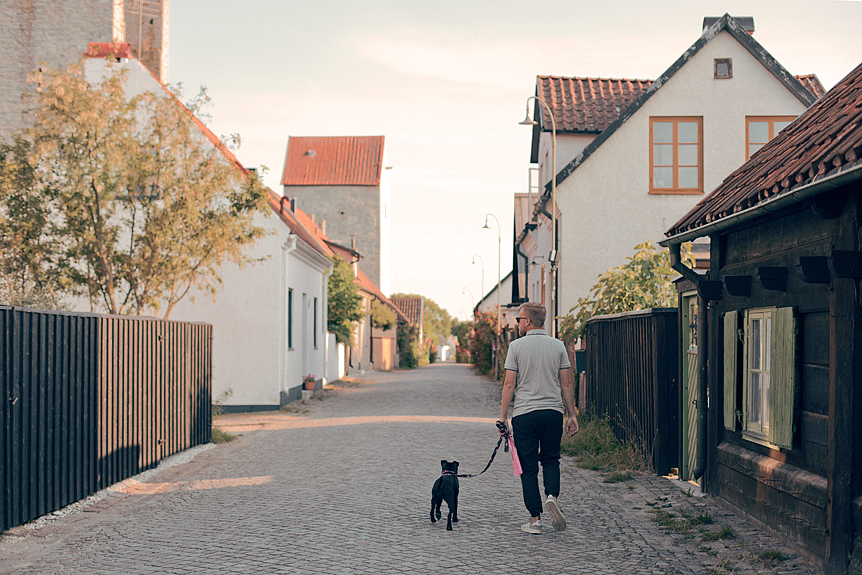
left=303, top=374, right=316, bottom=391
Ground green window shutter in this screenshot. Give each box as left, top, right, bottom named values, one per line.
left=723, top=311, right=738, bottom=430
left=769, top=307, right=796, bottom=448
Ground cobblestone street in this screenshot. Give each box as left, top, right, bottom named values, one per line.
left=0, top=364, right=822, bottom=574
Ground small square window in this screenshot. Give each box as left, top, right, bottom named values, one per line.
left=714, top=58, right=732, bottom=79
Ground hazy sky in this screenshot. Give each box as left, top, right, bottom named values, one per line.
left=169, top=0, right=862, bottom=320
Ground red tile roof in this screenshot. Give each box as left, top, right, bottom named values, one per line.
left=536, top=76, right=653, bottom=133
left=667, top=62, right=862, bottom=238
left=85, top=42, right=132, bottom=59
left=281, top=136, right=384, bottom=187
left=795, top=74, right=826, bottom=99
left=390, top=296, right=422, bottom=326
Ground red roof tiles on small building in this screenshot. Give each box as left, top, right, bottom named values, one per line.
left=667, top=62, right=862, bottom=238
left=390, top=296, right=422, bottom=326
left=536, top=76, right=653, bottom=134
left=281, top=136, right=384, bottom=187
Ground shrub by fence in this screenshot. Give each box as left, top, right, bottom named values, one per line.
left=583, top=308, right=678, bottom=475
left=0, top=307, right=212, bottom=531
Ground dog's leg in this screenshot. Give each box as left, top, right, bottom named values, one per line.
left=430, top=496, right=438, bottom=523
left=446, top=509, right=453, bottom=530
left=452, top=491, right=459, bottom=523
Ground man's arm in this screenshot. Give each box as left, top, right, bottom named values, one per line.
left=498, top=369, right=517, bottom=428
left=560, top=367, right=579, bottom=436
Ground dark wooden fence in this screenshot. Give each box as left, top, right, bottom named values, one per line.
left=0, top=307, right=212, bottom=531
left=583, top=308, right=678, bottom=475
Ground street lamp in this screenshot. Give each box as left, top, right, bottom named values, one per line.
left=520, top=96, right=558, bottom=337
left=462, top=286, right=474, bottom=314
left=483, top=213, right=501, bottom=378
left=471, top=253, right=484, bottom=306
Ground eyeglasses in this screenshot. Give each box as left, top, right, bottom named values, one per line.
left=515, top=317, right=529, bottom=322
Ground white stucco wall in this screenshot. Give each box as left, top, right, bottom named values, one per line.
left=82, top=57, right=332, bottom=408
left=554, top=30, right=810, bottom=316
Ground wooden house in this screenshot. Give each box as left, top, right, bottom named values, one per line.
left=662, top=61, right=862, bottom=574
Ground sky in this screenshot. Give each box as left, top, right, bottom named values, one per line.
left=168, top=0, right=862, bottom=321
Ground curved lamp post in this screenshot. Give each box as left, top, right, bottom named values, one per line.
left=483, top=213, right=501, bottom=378
left=471, top=253, right=484, bottom=306
left=520, top=96, right=558, bottom=337
left=462, top=286, right=474, bottom=315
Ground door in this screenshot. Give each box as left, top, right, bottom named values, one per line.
left=680, top=292, right=699, bottom=480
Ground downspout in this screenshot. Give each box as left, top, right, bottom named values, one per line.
left=670, top=243, right=708, bottom=480
left=322, top=263, right=333, bottom=384
left=282, top=234, right=298, bottom=398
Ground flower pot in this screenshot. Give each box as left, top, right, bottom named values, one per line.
left=303, top=380, right=315, bottom=391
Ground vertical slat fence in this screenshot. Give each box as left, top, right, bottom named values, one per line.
left=1, top=307, right=211, bottom=531
left=584, top=308, right=679, bottom=475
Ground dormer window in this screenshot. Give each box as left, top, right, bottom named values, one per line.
left=714, top=58, right=732, bottom=79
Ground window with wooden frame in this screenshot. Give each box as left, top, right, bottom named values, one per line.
left=714, top=58, right=732, bottom=79
left=288, top=288, right=294, bottom=350
left=723, top=307, right=796, bottom=448
left=649, top=117, right=703, bottom=194
left=746, top=116, right=794, bottom=159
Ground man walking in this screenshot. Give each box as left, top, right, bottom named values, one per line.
left=498, top=302, right=578, bottom=534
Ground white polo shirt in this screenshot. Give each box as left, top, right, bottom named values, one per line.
left=504, top=329, right=571, bottom=418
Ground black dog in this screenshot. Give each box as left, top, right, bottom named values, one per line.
left=430, top=460, right=459, bottom=530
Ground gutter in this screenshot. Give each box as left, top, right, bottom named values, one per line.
left=661, top=160, right=862, bottom=247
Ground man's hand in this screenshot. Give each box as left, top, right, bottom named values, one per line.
left=565, top=416, right=579, bottom=437
left=496, top=420, right=509, bottom=436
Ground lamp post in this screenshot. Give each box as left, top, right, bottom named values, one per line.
left=462, top=286, right=474, bottom=315
left=471, top=253, right=484, bottom=307
left=520, top=96, right=558, bottom=337
left=483, top=213, right=501, bottom=378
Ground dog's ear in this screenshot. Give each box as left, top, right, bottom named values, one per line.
left=452, top=461, right=459, bottom=467
left=440, top=459, right=448, bottom=467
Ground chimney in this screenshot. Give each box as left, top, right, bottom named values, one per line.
left=311, top=213, right=316, bottom=225
left=702, top=16, right=754, bottom=34
left=320, top=220, right=326, bottom=235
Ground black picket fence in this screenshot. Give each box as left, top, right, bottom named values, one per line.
left=583, top=308, right=678, bottom=475
left=0, top=307, right=212, bottom=531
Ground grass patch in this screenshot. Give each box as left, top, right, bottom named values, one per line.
left=757, top=550, right=790, bottom=566
left=212, top=427, right=236, bottom=444
left=603, top=471, right=635, bottom=483
left=701, top=526, right=737, bottom=541
left=561, top=414, right=648, bottom=473
left=692, top=513, right=714, bottom=526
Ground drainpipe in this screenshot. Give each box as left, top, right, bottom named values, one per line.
left=282, top=234, right=298, bottom=397
left=670, top=243, right=708, bottom=481
left=322, top=263, right=333, bottom=385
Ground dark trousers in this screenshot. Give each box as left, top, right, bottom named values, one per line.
left=512, top=409, right=563, bottom=518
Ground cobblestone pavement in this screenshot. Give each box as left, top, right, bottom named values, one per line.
left=0, top=364, right=823, bottom=574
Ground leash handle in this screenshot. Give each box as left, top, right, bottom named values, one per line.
left=457, top=425, right=509, bottom=478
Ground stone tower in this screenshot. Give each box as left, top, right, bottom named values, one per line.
left=0, top=0, right=169, bottom=134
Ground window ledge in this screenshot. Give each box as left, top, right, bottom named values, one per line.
left=742, top=431, right=780, bottom=451
left=649, top=189, right=704, bottom=195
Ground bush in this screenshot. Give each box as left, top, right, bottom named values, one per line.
left=469, top=310, right=496, bottom=375
left=560, top=413, right=648, bottom=472
left=397, top=323, right=419, bottom=368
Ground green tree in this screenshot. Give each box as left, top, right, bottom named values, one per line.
left=559, top=240, right=694, bottom=341
left=327, top=254, right=364, bottom=345
left=469, top=311, right=496, bottom=375
left=0, top=61, right=270, bottom=316
left=390, top=292, right=452, bottom=347
left=370, top=299, right=396, bottom=331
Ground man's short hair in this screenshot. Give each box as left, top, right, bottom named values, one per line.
left=520, top=302, right=546, bottom=327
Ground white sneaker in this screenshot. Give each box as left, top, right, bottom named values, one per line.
left=546, top=495, right=566, bottom=531
left=520, top=519, right=542, bottom=534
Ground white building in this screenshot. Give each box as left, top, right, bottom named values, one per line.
left=517, top=15, right=825, bottom=333
left=83, top=47, right=342, bottom=411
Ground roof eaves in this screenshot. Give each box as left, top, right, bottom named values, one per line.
left=529, top=14, right=815, bottom=222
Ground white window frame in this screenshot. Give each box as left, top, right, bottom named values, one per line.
left=743, top=308, right=773, bottom=441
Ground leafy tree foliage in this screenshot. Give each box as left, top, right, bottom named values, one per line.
left=451, top=319, right=473, bottom=363
left=396, top=322, right=419, bottom=369
left=390, top=292, right=452, bottom=347
left=327, top=254, right=364, bottom=345
left=559, top=241, right=694, bottom=341
left=0, top=62, right=270, bottom=316
left=370, top=299, right=396, bottom=331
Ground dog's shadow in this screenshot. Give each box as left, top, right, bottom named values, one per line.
left=430, top=460, right=459, bottom=530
